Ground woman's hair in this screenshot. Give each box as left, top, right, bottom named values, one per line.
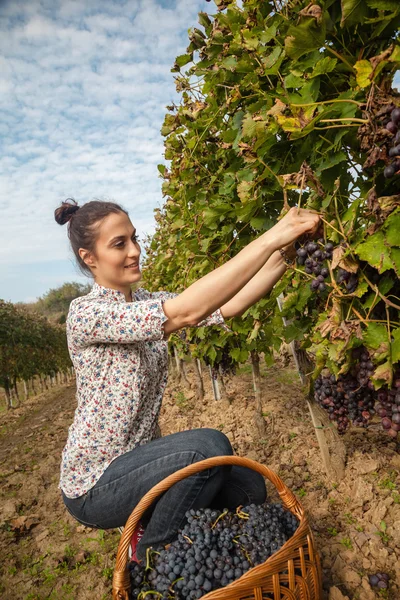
left=54, top=198, right=128, bottom=276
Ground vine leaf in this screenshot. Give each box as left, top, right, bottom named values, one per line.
left=384, top=208, right=400, bottom=246
left=391, top=329, right=400, bottom=364
left=371, top=360, right=393, bottom=387
left=354, top=59, right=373, bottom=87
left=354, top=231, right=394, bottom=273
left=285, top=19, right=326, bottom=61
left=363, top=322, right=387, bottom=349
left=341, top=0, right=369, bottom=28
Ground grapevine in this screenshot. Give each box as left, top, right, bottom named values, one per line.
left=142, top=0, right=400, bottom=441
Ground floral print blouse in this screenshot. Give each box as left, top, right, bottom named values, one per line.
left=59, top=282, right=227, bottom=499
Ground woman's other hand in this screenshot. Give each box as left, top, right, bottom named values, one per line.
left=269, top=207, right=320, bottom=250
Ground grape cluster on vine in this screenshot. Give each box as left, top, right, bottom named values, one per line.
left=296, top=239, right=333, bottom=293
left=204, top=349, right=236, bottom=380
left=384, top=106, right=400, bottom=178
left=128, top=502, right=298, bottom=599
left=314, top=349, right=400, bottom=439
left=336, top=268, right=358, bottom=294
left=375, top=371, right=400, bottom=439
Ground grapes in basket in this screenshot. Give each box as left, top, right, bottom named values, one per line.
left=128, top=501, right=298, bottom=599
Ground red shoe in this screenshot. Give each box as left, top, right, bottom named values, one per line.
left=130, top=520, right=145, bottom=563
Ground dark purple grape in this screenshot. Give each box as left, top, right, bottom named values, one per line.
left=318, top=282, right=326, bottom=292
left=384, top=164, right=396, bottom=178
left=313, top=265, right=321, bottom=275
left=320, top=267, right=329, bottom=278
left=317, top=275, right=325, bottom=282
left=346, top=274, right=358, bottom=293
left=305, top=266, right=313, bottom=274
left=388, top=145, right=400, bottom=157
left=311, top=279, right=320, bottom=290
left=369, top=574, right=380, bottom=586
left=337, top=268, right=350, bottom=282
left=306, top=242, right=317, bottom=253
left=395, top=130, right=400, bottom=144
left=391, top=107, right=400, bottom=124
left=392, top=413, right=400, bottom=424
left=393, top=158, right=400, bottom=173
left=313, top=250, right=322, bottom=259
left=325, top=242, right=334, bottom=252
left=297, top=256, right=305, bottom=265
left=380, top=573, right=390, bottom=582
left=386, top=121, right=398, bottom=134
left=297, top=248, right=307, bottom=258
left=377, top=580, right=388, bottom=589
left=382, top=417, right=392, bottom=430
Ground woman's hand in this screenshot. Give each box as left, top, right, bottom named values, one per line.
left=268, top=207, right=320, bottom=250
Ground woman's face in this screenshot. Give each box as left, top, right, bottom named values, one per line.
left=82, top=211, right=142, bottom=297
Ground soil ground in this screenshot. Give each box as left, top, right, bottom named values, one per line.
left=0, top=362, right=399, bottom=600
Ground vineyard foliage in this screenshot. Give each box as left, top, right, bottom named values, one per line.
left=0, top=299, right=71, bottom=395
left=142, top=0, right=400, bottom=401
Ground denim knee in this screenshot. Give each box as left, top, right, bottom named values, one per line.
left=198, top=428, right=233, bottom=458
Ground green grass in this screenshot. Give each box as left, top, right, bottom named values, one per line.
left=340, top=537, right=353, bottom=550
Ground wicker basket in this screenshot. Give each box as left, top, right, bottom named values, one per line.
left=112, top=456, right=322, bottom=600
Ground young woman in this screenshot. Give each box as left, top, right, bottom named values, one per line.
left=55, top=198, right=319, bottom=562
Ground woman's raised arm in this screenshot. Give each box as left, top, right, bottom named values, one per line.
left=162, top=207, right=320, bottom=337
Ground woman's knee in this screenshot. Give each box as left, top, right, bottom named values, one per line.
left=193, top=428, right=233, bottom=459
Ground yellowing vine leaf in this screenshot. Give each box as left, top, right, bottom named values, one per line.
left=354, top=60, right=373, bottom=88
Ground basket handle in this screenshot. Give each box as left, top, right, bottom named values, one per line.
left=112, top=455, right=302, bottom=599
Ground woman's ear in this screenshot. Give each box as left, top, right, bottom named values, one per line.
left=79, top=248, right=96, bottom=268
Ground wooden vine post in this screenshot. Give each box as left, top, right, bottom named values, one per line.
left=208, top=366, right=221, bottom=401
left=250, top=351, right=267, bottom=438
left=276, top=295, right=346, bottom=481
left=192, top=359, right=205, bottom=401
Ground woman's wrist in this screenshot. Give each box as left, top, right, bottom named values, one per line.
left=278, top=243, right=296, bottom=266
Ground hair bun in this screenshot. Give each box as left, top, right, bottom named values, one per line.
left=54, top=198, right=80, bottom=225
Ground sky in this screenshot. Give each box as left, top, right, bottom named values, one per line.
left=0, top=0, right=209, bottom=303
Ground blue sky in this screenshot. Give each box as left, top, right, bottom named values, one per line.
left=0, top=0, right=208, bottom=303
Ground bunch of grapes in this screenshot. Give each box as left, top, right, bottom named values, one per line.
left=374, top=370, right=400, bottom=440
left=296, top=239, right=333, bottom=293
left=128, top=502, right=298, bottom=600
left=314, top=350, right=377, bottom=434
left=336, top=268, right=359, bottom=294
left=204, top=348, right=236, bottom=380
left=369, top=572, right=390, bottom=590
left=384, top=106, right=400, bottom=179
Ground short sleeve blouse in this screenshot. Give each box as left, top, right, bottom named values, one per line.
left=59, top=282, right=228, bottom=499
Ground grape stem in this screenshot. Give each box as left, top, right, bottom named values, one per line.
left=211, top=509, right=229, bottom=529
left=291, top=99, right=363, bottom=108
left=362, top=272, right=400, bottom=311
left=314, top=124, right=361, bottom=130
left=351, top=306, right=368, bottom=326
left=297, top=170, right=307, bottom=214
left=319, top=216, right=346, bottom=240
left=324, top=45, right=356, bottom=73
left=319, top=118, right=368, bottom=124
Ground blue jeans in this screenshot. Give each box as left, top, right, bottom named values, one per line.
left=61, top=428, right=266, bottom=560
